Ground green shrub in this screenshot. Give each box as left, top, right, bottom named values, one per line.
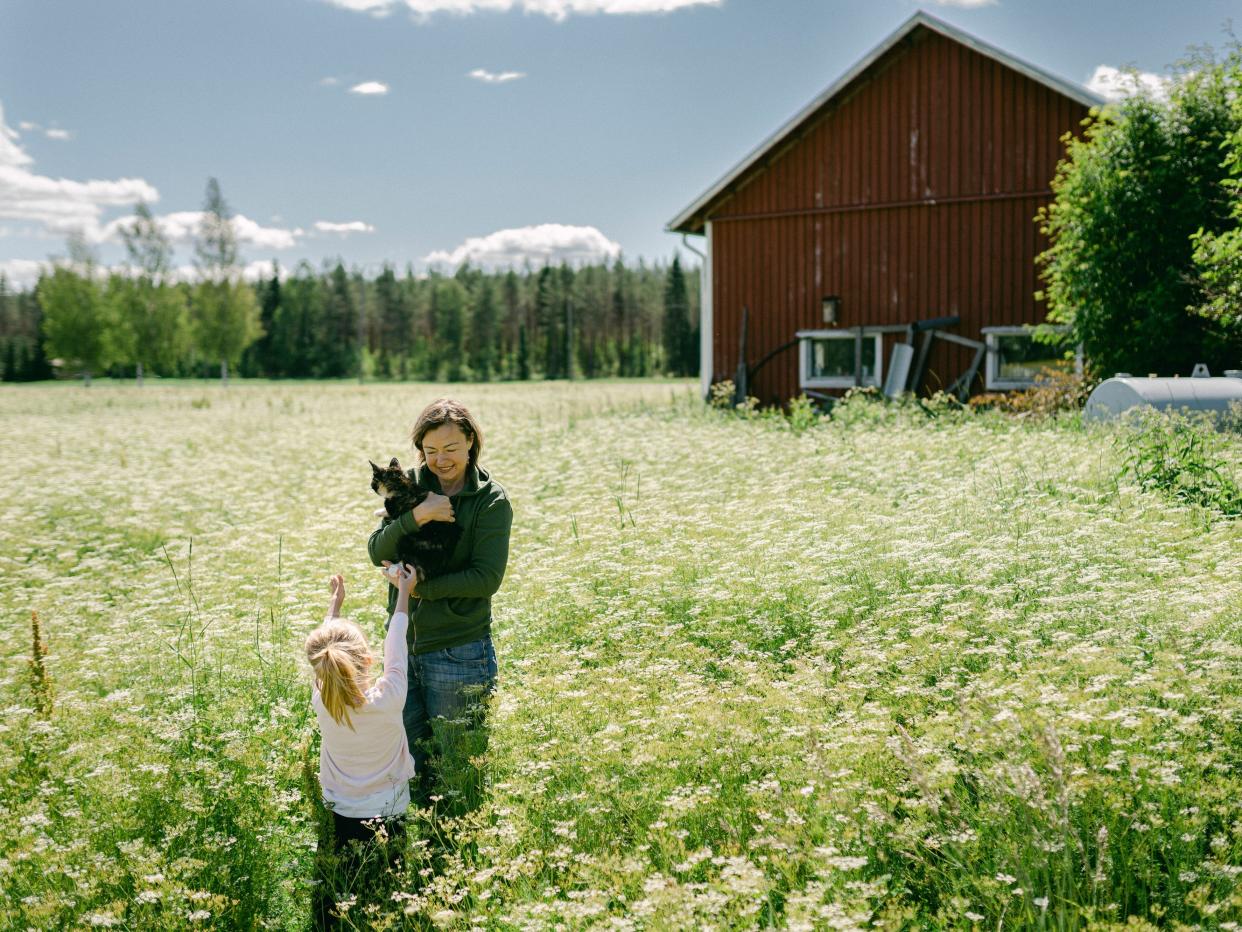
left=785, top=394, right=822, bottom=435
left=1116, top=411, right=1242, bottom=516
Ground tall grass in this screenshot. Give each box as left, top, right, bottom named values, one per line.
left=0, top=380, right=1239, bottom=929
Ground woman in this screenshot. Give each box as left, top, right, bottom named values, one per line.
left=367, top=398, right=512, bottom=801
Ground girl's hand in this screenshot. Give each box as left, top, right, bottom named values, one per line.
left=395, top=563, right=417, bottom=597
left=413, top=492, right=454, bottom=527
left=382, top=561, right=419, bottom=599
left=327, top=574, right=345, bottom=618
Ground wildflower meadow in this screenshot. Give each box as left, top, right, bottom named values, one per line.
left=1, top=380, right=1240, bottom=930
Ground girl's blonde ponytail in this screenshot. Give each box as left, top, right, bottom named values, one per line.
left=305, top=622, right=372, bottom=729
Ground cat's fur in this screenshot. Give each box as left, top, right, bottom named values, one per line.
left=370, top=457, right=462, bottom=582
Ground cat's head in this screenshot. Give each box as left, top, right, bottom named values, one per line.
left=369, top=457, right=405, bottom=498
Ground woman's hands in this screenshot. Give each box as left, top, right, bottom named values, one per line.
left=413, top=492, right=454, bottom=527
left=382, top=561, right=418, bottom=612
left=327, top=574, right=345, bottom=619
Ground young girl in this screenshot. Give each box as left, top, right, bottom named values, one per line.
left=305, top=565, right=417, bottom=856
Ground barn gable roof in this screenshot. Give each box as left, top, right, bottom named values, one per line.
left=666, top=10, right=1106, bottom=235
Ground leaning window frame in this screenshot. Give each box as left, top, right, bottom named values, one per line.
left=982, top=325, right=1082, bottom=391
left=796, top=329, right=884, bottom=389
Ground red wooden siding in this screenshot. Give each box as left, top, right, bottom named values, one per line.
left=705, top=28, right=1089, bottom=404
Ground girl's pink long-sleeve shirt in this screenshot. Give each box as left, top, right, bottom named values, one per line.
left=312, top=611, right=415, bottom=818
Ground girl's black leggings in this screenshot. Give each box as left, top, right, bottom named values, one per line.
left=314, top=813, right=406, bottom=929
left=332, top=811, right=405, bottom=851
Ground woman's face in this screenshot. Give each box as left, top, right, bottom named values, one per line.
left=421, top=422, right=472, bottom=489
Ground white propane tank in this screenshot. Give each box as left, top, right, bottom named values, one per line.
left=1084, top=368, right=1242, bottom=423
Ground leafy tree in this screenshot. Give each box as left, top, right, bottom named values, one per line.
left=1038, top=52, right=1242, bottom=377
left=113, top=202, right=190, bottom=382
left=191, top=178, right=261, bottom=383
left=193, top=278, right=261, bottom=383
left=38, top=243, right=112, bottom=385
left=1191, top=57, right=1242, bottom=335
left=195, top=178, right=239, bottom=273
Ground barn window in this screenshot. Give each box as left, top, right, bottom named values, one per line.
left=982, top=326, right=1080, bottom=390
left=797, top=329, right=883, bottom=389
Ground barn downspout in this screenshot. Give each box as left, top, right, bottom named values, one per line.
left=680, top=233, right=704, bottom=261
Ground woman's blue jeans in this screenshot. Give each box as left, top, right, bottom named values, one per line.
left=403, top=633, right=497, bottom=800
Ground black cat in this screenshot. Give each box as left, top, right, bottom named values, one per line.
left=369, top=457, right=462, bottom=582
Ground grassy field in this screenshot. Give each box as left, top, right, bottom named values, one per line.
left=1, top=380, right=1240, bottom=930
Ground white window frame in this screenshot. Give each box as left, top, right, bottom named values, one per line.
left=982, top=325, right=1081, bottom=390
left=796, top=329, right=883, bottom=389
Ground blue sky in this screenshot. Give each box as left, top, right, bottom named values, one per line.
left=0, top=0, right=1236, bottom=285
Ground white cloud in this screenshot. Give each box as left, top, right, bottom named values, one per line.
left=134, top=259, right=288, bottom=285
left=1086, top=65, right=1174, bottom=102
left=0, top=170, right=154, bottom=232
left=320, top=76, right=340, bottom=86
left=1, top=111, right=34, bottom=169
left=349, top=81, right=390, bottom=95
left=11, top=119, right=74, bottom=141
left=240, top=259, right=288, bottom=282
left=468, top=68, right=526, bottom=83
left=99, top=209, right=300, bottom=250
left=0, top=168, right=158, bottom=235
left=0, top=258, right=47, bottom=288
left=228, top=215, right=300, bottom=249
left=0, top=101, right=158, bottom=240
left=327, top=0, right=394, bottom=13
left=324, top=0, right=719, bottom=21
left=424, top=223, right=621, bottom=269
left=314, top=220, right=376, bottom=234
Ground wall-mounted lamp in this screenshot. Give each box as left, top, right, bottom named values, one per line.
left=822, top=295, right=841, bottom=325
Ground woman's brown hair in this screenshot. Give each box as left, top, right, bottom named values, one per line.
left=410, top=398, right=483, bottom=468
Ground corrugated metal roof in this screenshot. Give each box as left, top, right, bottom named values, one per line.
left=666, top=10, right=1106, bottom=235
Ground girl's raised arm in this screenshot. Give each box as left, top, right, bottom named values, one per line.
left=373, top=562, right=415, bottom=702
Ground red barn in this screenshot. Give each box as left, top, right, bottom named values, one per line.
left=667, top=11, right=1102, bottom=405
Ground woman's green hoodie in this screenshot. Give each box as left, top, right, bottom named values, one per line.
left=367, top=463, right=512, bottom=654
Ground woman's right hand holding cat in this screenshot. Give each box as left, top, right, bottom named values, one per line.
left=413, top=492, right=454, bottom=527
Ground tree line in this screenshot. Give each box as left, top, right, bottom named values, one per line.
left=0, top=179, right=700, bottom=385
